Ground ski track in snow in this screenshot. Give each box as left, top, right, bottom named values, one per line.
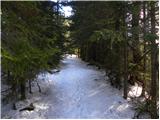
left=2, top=55, right=135, bottom=119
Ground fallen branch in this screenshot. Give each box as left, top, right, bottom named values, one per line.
left=1, top=87, right=12, bottom=93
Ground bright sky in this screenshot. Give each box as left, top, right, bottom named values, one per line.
left=62, top=6, right=72, bottom=17
left=50, top=0, right=72, bottom=17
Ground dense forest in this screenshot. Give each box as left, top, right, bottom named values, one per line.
left=69, top=1, right=159, bottom=118
left=1, top=1, right=159, bottom=119
left=2, top=1, right=67, bottom=98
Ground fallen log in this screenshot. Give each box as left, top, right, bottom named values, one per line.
left=19, top=103, right=35, bottom=112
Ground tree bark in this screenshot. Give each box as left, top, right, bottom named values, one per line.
left=141, top=1, right=147, bottom=96
left=20, top=80, right=26, bottom=100
left=123, top=3, right=128, bottom=99
left=131, top=2, right=141, bottom=84
left=150, top=1, right=158, bottom=118
left=29, top=80, right=32, bottom=94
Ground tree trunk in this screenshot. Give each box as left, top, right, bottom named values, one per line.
left=150, top=1, right=158, bottom=118
left=141, top=1, right=147, bottom=96
left=123, top=3, right=128, bottom=99
left=20, top=80, right=26, bottom=100
left=29, top=80, right=32, bottom=94
left=123, top=36, right=128, bottom=99
left=132, top=2, right=141, bottom=85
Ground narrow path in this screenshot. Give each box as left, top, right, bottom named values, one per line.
left=2, top=55, right=135, bottom=119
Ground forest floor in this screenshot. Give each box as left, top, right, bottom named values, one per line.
left=2, top=54, right=138, bottom=119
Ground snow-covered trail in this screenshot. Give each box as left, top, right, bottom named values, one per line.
left=2, top=55, right=135, bottom=119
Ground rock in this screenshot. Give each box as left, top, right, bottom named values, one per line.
left=87, top=63, right=94, bottom=66
left=94, top=79, right=98, bottom=81
left=48, top=69, right=60, bottom=74
left=118, top=101, right=122, bottom=104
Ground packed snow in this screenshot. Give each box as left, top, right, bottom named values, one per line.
left=2, top=54, right=136, bottom=119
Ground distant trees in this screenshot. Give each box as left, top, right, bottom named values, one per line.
left=1, top=1, right=66, bottom=101
left=70, top=1, right=159, bottom=118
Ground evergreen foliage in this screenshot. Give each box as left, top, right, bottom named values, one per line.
left=1, top=1, right=65, bottom=100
